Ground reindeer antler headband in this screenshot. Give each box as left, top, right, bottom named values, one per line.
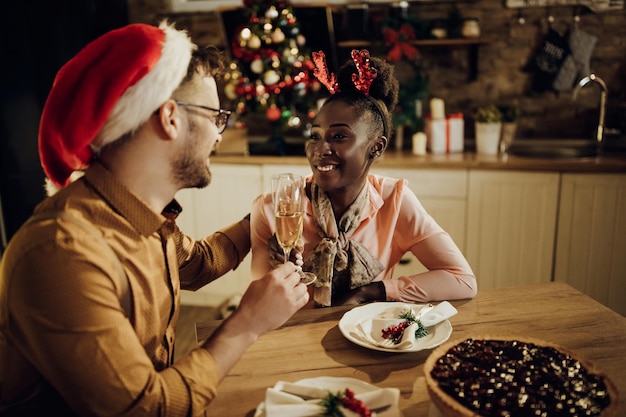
left=312, top=49, right=390, bottom=138
left=312, top=50, right=339, bottom=94
left=312, top=49, right=377, bottom=96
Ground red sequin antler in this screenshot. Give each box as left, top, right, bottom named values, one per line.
left=351, top=49, right=377, bottom=97
left=312, top=51, right=339, bottom=94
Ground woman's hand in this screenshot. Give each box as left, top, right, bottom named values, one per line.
left=268, top=234, right=304, bottom=268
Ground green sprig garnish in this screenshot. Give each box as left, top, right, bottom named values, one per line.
left=319, top=388, right=372, bottom=417
left=399, top=310, right=416, bottom=321
left=381, top=309, right=429, bottom=344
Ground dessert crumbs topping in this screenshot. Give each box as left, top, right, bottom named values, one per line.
left=431, top=338, right=611, bottom=417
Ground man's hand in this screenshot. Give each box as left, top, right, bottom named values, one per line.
left=202, top=262, right=309, bottom=380
left=236, top=262, right=309, bottom=334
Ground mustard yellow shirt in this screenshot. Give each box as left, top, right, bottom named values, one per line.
left=0, top=162, right=250, bottom=416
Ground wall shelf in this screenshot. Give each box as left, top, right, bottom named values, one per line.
left=337, top=38, right=491, bottom=81
left=337, top=38, right=491, bottom=48
left=505, top=0, right=623, bottom=12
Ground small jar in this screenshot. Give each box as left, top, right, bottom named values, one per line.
left=461, top=18, right=481, bottom=38
left=430, top=20, right=447, bottom=39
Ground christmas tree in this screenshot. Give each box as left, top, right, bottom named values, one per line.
left=222, top=0, right=323, bottom=149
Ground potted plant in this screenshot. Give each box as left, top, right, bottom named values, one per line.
left=499, top=105, right=519, bottom=152
left=474, top=105, right=502, bottom=155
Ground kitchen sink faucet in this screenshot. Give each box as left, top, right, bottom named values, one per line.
left=572, top=73, right=607, bottom=144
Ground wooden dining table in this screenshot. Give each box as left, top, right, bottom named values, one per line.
left=196, top=282, right=626, bottom=416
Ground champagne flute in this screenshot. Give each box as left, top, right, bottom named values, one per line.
left=272, top=173, right=317, bottom=285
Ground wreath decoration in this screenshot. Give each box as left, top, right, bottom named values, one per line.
left=380, top=17, right=430, bottom=133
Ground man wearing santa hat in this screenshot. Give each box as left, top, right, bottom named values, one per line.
left=0, top=21, right=309, bottom=416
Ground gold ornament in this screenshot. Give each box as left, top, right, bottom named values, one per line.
left=247, top=35, right=261, bottom=50
left=265, top=5, right=278, bottom=19
left=250, top=58, right=264, bottom=74
left=271, top=28, right=285, bottom=43
left=263, top=70, right=280, bottom=85
left=224, top=83, right=237, bottom=100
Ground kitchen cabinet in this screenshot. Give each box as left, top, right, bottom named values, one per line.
left=554, top=173, right=626, bottom=316
left=175, top=164, right=263, bottom=306
left=175, top=163, right=313, bottom=306
left=175, top=160, right=624, bottom=316
left=175, top=163, right=469, bottom=305
left=372, top=168, right=468, bottom=278
left=466, top=170, right=560, bottom=289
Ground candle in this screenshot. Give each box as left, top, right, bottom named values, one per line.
left=415, top=99, right=423, bottom=118
left=395, top=125, right=405, bottom=151
left=412, top=132, right=427, bottom=156
left=430, top=98, right=445, bottom=120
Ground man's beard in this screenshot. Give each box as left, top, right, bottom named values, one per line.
left=172, top=119, right=211, bottom=189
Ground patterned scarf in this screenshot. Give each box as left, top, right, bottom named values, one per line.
left=303, top=182, right=384, bottom=306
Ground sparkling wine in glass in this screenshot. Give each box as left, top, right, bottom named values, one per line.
left=272, top=173, right=316, bottom=285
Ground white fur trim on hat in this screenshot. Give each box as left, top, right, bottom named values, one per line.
left=91, top=21, right=196, bottom=151
left=44, top=171, right=85, bottom=196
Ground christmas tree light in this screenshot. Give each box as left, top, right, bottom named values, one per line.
left=222, top=0, right=324, bottom=145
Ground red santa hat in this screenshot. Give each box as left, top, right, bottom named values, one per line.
left=39, top=21, right=195, bottom=189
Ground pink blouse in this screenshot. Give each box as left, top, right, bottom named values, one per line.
left=250, top=174, right=477, bottom=303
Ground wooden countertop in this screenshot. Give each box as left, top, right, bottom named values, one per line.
left=196, top=282, right=626, bottom=416
left=212, top=151, right=626, bottom=172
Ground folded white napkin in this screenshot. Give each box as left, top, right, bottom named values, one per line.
left=262, top=380, right=401, bottom=417
left=420, top=301, right=457, bottom=327
left=356, top=302, right=457, bottom=350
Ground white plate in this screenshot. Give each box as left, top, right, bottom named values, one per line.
left=338, top=302, right=453, bottom=353
left=254, top=376, right=402, bottom=417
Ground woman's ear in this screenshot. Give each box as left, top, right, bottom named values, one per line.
left=369, top=136, right=388, bottom=158
left=378, top=136, right=389, bottom=152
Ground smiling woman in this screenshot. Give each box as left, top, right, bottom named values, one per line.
left=249, top=49, right=476, bottom=310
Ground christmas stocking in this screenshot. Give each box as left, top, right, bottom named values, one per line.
left=553, top=27, right=597, bottom=92
left=528, top=28, right=571, bottom=93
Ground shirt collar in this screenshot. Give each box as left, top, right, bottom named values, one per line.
left=363, top=177, right=384, bottom=219
left=83, top=162, right=181, bottom=236
left=303, top=175, right=385, bottom=220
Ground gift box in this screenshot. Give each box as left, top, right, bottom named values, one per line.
left=425, top=113, right=464, bottom=154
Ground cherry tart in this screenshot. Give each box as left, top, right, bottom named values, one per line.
left=424, top=336, right=619, bottom=417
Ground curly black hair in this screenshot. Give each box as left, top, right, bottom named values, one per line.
left=324, top=53, right=399, bottom=139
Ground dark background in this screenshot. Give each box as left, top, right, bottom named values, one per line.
left=0, top=0, right=128, bottom=251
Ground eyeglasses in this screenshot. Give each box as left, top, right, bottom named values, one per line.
left=175, top=101, right=231, bottom=134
